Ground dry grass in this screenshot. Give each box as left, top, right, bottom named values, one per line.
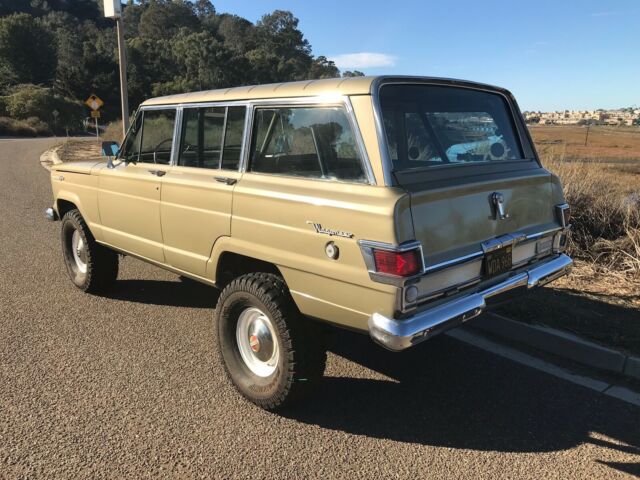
left=531, top=126, right=640, bottom=276
left=103, top=120, right=124, bottom=143
left=58, top=139, right=101, bottom=162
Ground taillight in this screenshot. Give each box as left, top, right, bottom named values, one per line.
left=373, top=248, right=422, bottom=277
left=555, top=203, right=571, bottom=227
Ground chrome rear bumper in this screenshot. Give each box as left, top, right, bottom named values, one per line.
left=368, top=254, right=573, bottom=351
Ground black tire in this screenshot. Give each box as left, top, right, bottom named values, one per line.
left=215, top=273, right=326, bottom=410
left=61, top=209, right=118, bottom=293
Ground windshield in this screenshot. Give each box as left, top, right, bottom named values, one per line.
left=379, top=84, right=525, bottom=172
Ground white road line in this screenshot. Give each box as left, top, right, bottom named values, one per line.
left=446, top=328, right=640, bottom=407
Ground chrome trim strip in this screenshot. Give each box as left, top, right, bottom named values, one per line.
left=240, top=103, right=253, bottom=173
left=344, top=96, right=376, bottom=185
left=218, top=106, right=229, bottom=169
left=423, top=227, right=564, bottom=275
left=555, top=203, right=570, bottom=228
left=368, top=254, right=573, bottom=351
left=423, top=250, right=483, bottom=274
left=170, top=106, right=183, bottom=167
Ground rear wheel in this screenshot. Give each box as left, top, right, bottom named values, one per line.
left=215, top=273, right=326, bottom=410
left=61, top=209, right=118, bottom=293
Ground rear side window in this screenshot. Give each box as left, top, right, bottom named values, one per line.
left=178, top=106, right=246, bottom=170
left=249, top=106, right=367, bottom=183
left=380, top=85, right=524, bottom=171
left=138, top=109, right=176, bottom=165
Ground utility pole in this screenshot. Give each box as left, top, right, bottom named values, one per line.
left=104, top=1, right=129, bottom=138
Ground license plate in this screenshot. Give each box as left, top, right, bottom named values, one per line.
left=484, top=245, right=512, bottom=277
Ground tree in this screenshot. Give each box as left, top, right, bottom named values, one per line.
left=252, top=10, right=313, bottom=81
left=193, top=0, right=216, bottom=19
left=138, top=0, right=199, bottom=40
left=342, top=70, right=365, bottom=77
left=155, top=29, right=244, bottom=94
left=0, top=13, right=57, bottom=88
left=308, top=56, right=339, bottom=79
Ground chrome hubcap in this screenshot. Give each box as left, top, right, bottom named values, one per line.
left=71, top=230, right=87, bottom=274
left=236, top=307, right=279, bottom=377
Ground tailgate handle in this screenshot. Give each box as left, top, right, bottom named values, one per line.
left=148, top=169, right=166, bottom=177
left=215, top=176, right=237, bottom=185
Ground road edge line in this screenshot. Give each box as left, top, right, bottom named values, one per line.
left=471, top=312, right=640, bottom=381
left=446, top=328, right=640, bottom=407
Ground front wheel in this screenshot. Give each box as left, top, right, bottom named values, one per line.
left=215, top=273, right=326, bottom=410
left=61, top=209, right=118, bottom=293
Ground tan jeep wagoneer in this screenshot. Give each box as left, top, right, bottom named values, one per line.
left=46, top=76, right=572, bottom=409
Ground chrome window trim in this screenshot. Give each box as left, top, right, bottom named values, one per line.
left=140, top=96, right=375, bottom=184
left=218, top=106, right=229, bottom=169
left=124, top=105, right=179, bottom=166
left=170, top=106, right=183, bottom=167
left=243, top=97, right=375, bottom=185
left=370, top=77, right=539, bottom=186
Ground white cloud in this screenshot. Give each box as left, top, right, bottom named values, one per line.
left=330, top=52, right=397, bottom=69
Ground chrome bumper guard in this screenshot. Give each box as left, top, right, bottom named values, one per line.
left=368, top=254, right=573, bottom=351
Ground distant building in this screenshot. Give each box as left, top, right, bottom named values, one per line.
left=524, top=108, right=638, bottom=126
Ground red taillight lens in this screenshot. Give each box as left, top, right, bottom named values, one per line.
left=373, top=248, right=422, bottom=277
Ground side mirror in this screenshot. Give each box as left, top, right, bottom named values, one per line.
left=101, top=141, right=119, bottom=169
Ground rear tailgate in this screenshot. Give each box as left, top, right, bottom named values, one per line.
left=377, top=81, right=567, bottom=306
left=407, top=171, right=557, bottom=265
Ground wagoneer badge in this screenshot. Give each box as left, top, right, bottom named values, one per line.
left=307, top=222, right=354, bottom=238
left=491, top=192, right=509, bottom=220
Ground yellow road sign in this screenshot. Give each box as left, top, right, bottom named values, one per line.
left=85, top=94, right=104, bottom=111
left=90, top=110, right=101, bottom=118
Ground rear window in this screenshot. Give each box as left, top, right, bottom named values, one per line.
left=380, top=85, right=525, bottom=172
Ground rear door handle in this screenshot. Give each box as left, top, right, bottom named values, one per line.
left=214, top=176, right=237, bottom=185
left=148, top=169, right=166, bottom=177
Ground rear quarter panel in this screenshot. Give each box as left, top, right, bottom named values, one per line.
left=211, top=173, right=411, bottom=331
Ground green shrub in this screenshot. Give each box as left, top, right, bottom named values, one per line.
left=2, top=84, right=83, bottom=133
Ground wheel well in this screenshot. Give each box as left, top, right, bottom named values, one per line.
left=215, top=252, right=281, bottom=289
left=56, top=199, right=77, bottom=219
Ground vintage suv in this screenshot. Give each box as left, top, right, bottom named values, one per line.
left=46, top=76, right=572, bottom=409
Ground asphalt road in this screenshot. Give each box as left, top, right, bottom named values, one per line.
left=1, top=137, right=639, bottom=479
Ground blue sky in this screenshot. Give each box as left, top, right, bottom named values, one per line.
left=211, top=0, right=639, bottom=111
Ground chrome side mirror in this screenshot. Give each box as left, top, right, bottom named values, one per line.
left=101, top=141, right=119, bottom=169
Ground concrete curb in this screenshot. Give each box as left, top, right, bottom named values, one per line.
left=39, top=144, right=63, bottom=171
left=473, top=312, right=640, bottom=381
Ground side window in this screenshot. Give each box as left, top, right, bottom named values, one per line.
left=178, top=107, right=225, bottom=169
left=118, top=112, right=143, bottom=162
left=139, top=109, right=176, bottom=165
left=221, top=106, right=246, bottom=170
left=177, top=105, right=246, bottom=170
left=249, top=106, right=367, bottom=183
